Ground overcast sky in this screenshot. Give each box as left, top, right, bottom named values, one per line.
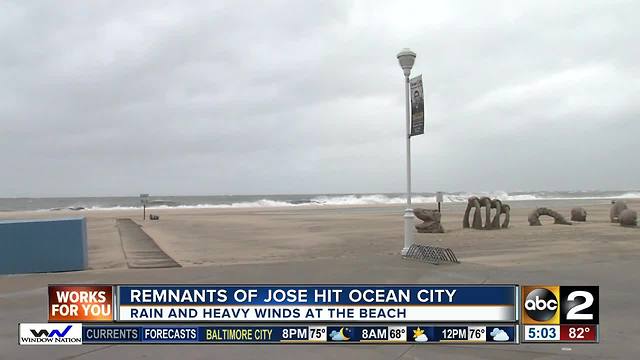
left=1, top=0, right=638, bottom=197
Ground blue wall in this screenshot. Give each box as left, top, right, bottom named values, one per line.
left=0, top=217, right=88, bottom=274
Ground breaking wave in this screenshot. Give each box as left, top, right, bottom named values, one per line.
left=73, top=191, right=640, bottom=211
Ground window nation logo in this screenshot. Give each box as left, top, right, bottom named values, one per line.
left=19, top=323, right=83, bottom=345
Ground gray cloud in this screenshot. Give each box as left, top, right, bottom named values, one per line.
left=1, top=0, right=638, bottom=196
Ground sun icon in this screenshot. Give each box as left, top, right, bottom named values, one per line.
left=413, top=327, right=429, bottom=342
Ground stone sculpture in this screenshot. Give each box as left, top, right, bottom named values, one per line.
left=570, top=207, right=587, bottom=222
left=414, top=208, right=445, bottom=233
left=500, top=204, right=511, bottom=229
left=528, top=207, right=572, bottom=226
left=478, top=197, right=492, bottom=229
left=463, top=196, right=482, bottom=229
left=463, top=196, right=510, bottom=229
left=610, top=201, right=628, bottom=223
left=619, top=209, right=637, bottom=227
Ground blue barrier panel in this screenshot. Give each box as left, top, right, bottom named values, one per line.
left=0, top=217, right=87, bottom=274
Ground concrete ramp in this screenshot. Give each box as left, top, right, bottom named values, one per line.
left=116, top=218, right=181, bottom=269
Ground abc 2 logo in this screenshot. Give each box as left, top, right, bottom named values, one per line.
left=522, top=286, right=599, bottom=325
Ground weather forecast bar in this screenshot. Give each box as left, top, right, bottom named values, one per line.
left=80, top=324, right=519, bottom=344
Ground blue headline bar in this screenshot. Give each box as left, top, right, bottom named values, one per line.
left=117, top=285, right=516, bottom=306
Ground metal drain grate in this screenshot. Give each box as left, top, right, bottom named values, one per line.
left=402, top=244, right=459, bottom=265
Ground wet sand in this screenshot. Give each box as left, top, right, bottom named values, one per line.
left=1, top=199, right=639, bottom=359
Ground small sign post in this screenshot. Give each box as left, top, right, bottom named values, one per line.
left=140, top=194, right=149, bottom=220
left=436, top=191, right=444, bottom=212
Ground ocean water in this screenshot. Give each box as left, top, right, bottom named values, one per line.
left=0, top=191, right=638, bottom=212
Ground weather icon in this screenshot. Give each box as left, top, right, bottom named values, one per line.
left=490, top=328, right=509, bottom=341
left=413, top=327, right=428, bottom=342
left=329, top=327, right=351, bottom=341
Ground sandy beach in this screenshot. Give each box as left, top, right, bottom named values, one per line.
left=1, top=198, right=639, bottom=359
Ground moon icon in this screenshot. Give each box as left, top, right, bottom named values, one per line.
left=339, top=327, right=351, bottom=340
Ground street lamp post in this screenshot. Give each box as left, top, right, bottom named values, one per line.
left=397, top=48, right=416, bottom=256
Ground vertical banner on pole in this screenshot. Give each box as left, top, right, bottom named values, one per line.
left=410, top=75, right=425, bottom=136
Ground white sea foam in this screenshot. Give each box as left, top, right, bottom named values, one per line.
left=68, top=191, right=640, bottom=211
left=86, top=206, right=141, bottom=211
left=610, top=192, right=640, bottom=199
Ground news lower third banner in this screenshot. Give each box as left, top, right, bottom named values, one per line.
left=48, top=285, right=518, bottom=323
left=25, top=284, right=601, bottom=345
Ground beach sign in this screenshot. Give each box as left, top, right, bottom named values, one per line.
left=140, top=194, right=149, bottom=220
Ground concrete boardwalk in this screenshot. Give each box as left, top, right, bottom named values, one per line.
left=116, top=218, right=180, bottom=269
